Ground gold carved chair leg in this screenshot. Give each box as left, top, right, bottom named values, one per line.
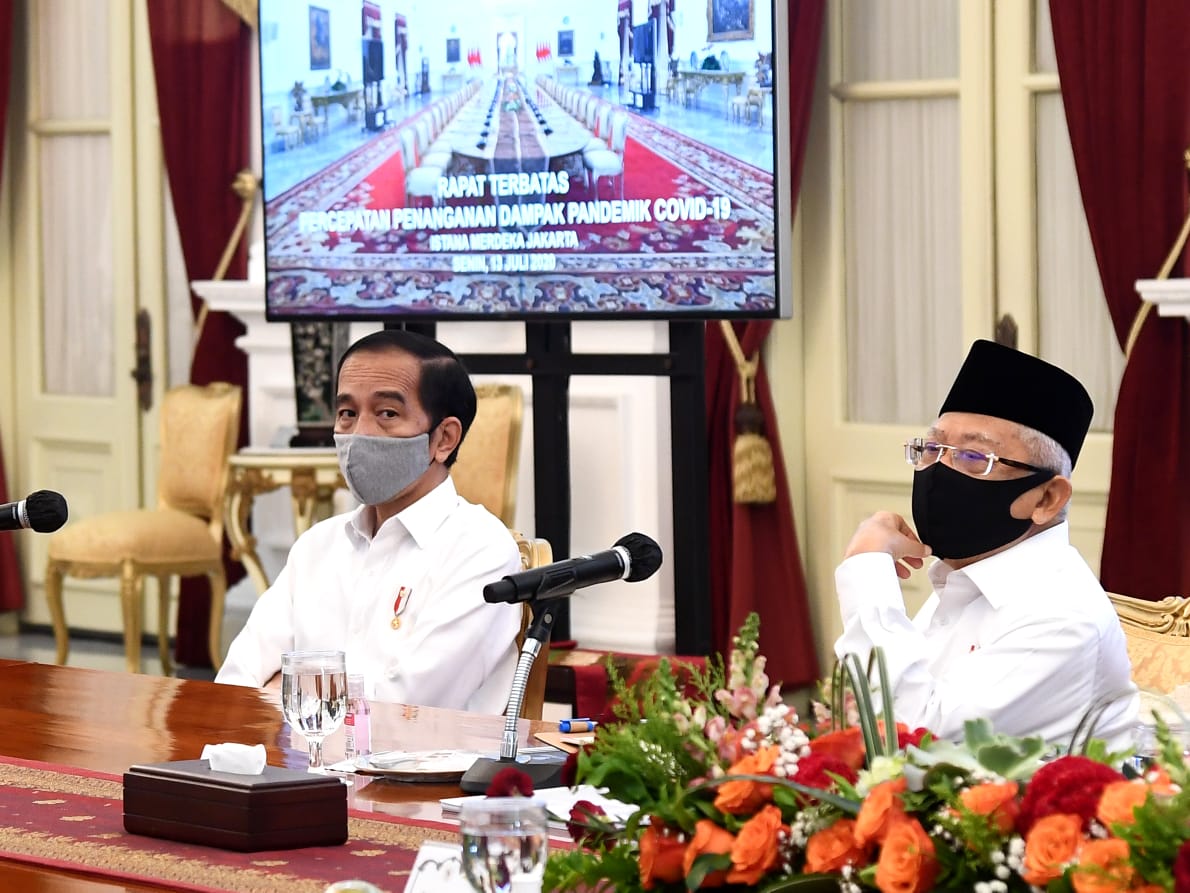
left=156, top=575, right=173, bottom=677
left=207, top=568, right=227, bottom=671
left=119, top=562, right=144, bottom=674
left=44, top=560, right=70, bottom=665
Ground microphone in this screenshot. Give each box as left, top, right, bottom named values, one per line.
left=0, top=490, right=68, bottom=533
left=483, top=532, right=663, bottom=604
left=461, top=534, right=663, bottom=793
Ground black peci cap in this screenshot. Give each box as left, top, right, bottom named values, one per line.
left=938, top=340, right=1094, bottom=467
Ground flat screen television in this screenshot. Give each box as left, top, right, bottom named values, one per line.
left=258, top=0, right=789, bottom=320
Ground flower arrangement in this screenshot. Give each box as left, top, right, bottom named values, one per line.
left=541, top=613, right=1190, bottom=893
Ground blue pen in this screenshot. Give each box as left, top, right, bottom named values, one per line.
left=559, top=718, right=597, bottom=733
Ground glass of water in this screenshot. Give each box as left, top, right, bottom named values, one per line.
left=459, top=798, right=548, bottom=893
left=281, top=650, right=348, bottom=770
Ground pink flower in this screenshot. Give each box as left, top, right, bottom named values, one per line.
left=715, top=686, right=759, bottom=721
left=704, top=715, right=728, bottom=744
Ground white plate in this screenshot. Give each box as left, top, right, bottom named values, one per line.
left=354, top=750, right=483, bottom=783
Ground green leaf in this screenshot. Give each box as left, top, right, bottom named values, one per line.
left=686, top=772, right=861, bottom=815
left=873, top=646, right=899, bottom=754
left=844, top=653, right=881, bottom=760
left=684, top=852, right=732, bottom=889
left=758, top=873, right=847, bottom=893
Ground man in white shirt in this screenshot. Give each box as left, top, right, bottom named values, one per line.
left=834, top=340, right=1137, bottom=750
left=216, top=330, right=522, bottom=714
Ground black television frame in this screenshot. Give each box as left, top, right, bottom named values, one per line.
left=257, top=0, right=790, bottom=323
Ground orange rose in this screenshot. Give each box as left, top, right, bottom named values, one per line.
left=1021, top=813, right=1083, bottom=886
left=1143, top=766, right=1178, bottom=796
left=682, top=819, right=735, bottom=887
left=726, top=804, right=786, bottom=886
left=713, top=745, right=779, bottom=815
left=959, top=781, right=1020, bottom=834
left=1072, top=838, right=1133, bottom=893
left=873, top=818, right=937, bottom=893
left=639, top=823, right=686, bottom=890
left=1097, top=780, right=1148, bottom=829
left=809, top=727, right=866, bottom=771
left=854, top=778, right=908, bottom=847
left=805, top=818, right=867, bottom=874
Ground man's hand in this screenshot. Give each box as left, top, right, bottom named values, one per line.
left=844, top=512, right=932, bottom=579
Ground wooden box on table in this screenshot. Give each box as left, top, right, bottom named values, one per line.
left=123, top=759, right=348, bottom=851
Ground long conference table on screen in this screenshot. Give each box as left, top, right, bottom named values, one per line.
left=0, top=659, right=552, bottom=892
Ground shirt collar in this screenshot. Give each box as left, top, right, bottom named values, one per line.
left=344, top=476, right=459, bottom=549
left=927, top=522, right=1070, bottom=610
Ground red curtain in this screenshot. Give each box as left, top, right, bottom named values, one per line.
left=0, top=0, right=23, bottom=612
left=704, top=0, right=825, bottom=687
left=1049, top=0, right=1190, bottom=601
left=147, top=0, right=252, bottom=665
left=362, top=1, right=381, bottom=39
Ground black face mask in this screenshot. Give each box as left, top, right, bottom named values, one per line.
left=911, top=462, right=1055, bottom=561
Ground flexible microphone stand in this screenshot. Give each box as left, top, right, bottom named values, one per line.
left=459, top=600, right=565, bottom=793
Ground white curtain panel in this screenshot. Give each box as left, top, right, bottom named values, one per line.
left=843, top=0, right=958, bottom=82
left=40, top=135, right=115, bottom=397
left=1035, top=93, right=1124, bottom=432
left=844, top=97, right=963, bottom=426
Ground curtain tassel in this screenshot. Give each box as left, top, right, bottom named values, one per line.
left=732, top=402, right=776, bottom=504
left=719, top=321, right=776, bottom=505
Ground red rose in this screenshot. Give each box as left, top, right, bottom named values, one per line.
left=567, top=800, right=610, bottom=849
left=897, top=726, right=930, bottom=749
left=1017, top=756, right=1125, bottom=834
left=792, top=752, right=858, bottom=802
left=808, top=727, right=866, bottom=771
left=1174, top=840, right=1190, bottom=893
left=485, top=766, right=534, bottom=798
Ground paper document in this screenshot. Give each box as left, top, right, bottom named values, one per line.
left=440, top=784, right=637, bottom=829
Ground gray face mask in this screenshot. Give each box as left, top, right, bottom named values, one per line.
left=334, top=432, right=431, bottom=506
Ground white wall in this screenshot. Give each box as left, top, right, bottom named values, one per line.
left=259, top=0, right=367, bottom=107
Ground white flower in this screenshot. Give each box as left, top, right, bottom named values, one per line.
left=855, top=754, right=905, bottom=795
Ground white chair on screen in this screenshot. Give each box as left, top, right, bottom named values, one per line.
left=399, top=128, right=444, bottom=207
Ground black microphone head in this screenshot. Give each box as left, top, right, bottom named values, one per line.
left=614, top=532, right=663, bottom=582
left=26, top=490, right=68, bottom=533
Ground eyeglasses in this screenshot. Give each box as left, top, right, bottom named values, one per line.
left=904, top=438, right=1052, bottom=478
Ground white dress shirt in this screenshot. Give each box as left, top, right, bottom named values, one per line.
left=216, top=477, right=523, bottom=715
left=834, top=523, right=1138, bottom=751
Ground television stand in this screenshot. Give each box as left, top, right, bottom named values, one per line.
left=629, top=89, right=656, bottom=111
left=628, top=58, right=657, bottom=111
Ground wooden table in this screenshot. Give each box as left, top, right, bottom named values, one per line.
left=0, top=660, right=550, bottom=891
left=308, top=87, right=363, bottom=115
left=223, top=448, right=345, bottom=595
left=673, top=68, right=747, bottom=114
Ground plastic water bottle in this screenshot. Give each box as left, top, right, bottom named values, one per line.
left=344, top=674, right=371, bottom=761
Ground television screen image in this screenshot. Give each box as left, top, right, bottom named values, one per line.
left=632, top=20, right=655, bottom=63
left=258, top=0, right=786, bottom=320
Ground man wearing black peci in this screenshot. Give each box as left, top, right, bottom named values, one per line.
left=834, top=340, right=1137, bottom=750
left=216, top=330, right=522, bottom=713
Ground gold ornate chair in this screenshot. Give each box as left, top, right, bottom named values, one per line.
left=45, top=383, right=242, bottom=675
left=510, top=530, right=553, bottom=720
left=1108, top=592, right=1190, bottom=693
left=452, top=384, right=524, bottom=526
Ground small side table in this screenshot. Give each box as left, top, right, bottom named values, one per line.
left=224, top=448, right=345, bottom=595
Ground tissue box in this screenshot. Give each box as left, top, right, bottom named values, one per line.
left=123, top=759, right=348, bottom=852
